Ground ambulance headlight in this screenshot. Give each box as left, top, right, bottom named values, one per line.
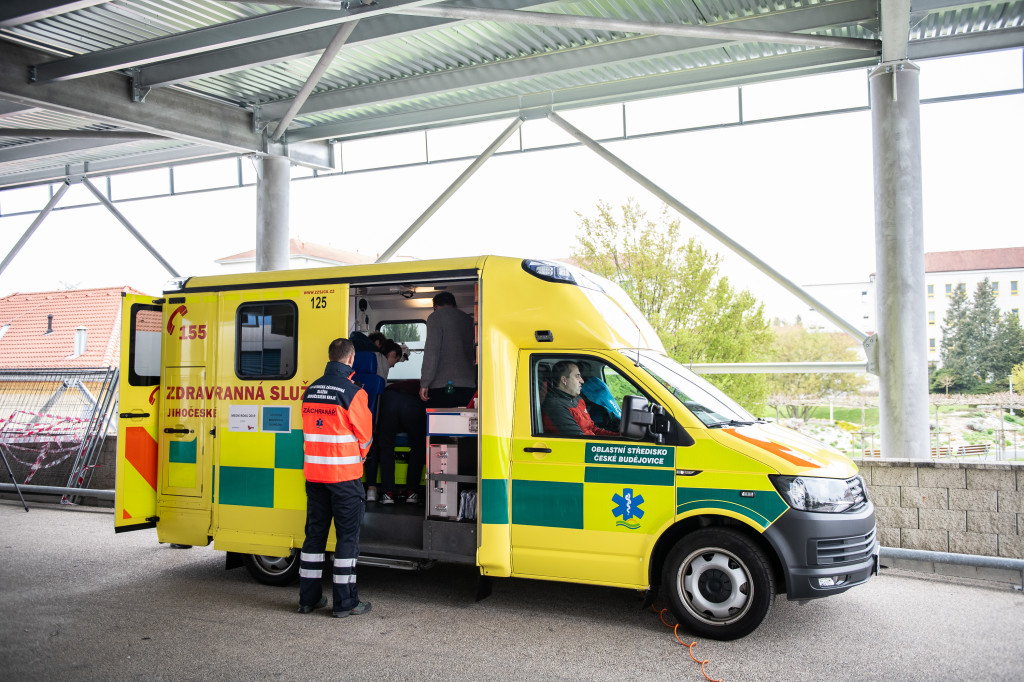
left=770, top=475, right=868, bottom=513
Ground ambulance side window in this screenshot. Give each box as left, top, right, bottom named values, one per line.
left=531, top=355, right=631, bottom=437
left=235, top=301, right=297, bottom=380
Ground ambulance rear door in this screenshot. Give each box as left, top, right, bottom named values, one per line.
left=159, top=294, right=218, bottom=500
left=115, top=295, right=162, bottom=531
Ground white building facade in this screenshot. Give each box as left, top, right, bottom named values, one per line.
left=919, top=248, right=1024, bottom=366
left=788, top=248, right=1022, bottom=369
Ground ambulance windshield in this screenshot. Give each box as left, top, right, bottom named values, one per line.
left=631, top=351, right=757, bottom=428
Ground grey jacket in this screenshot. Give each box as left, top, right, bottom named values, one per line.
left=420, top=306, right=475, bottom=390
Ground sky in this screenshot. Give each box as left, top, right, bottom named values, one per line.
left=0, top=49, right=1021, bottom=323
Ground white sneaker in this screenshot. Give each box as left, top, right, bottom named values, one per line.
left=366, top=486, right=377, bottom=502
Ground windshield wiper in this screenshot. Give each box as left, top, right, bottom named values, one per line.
left=706, top=419, right=755, bottom=429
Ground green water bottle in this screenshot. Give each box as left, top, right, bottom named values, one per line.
left=446, top=380, right=454, bottom=394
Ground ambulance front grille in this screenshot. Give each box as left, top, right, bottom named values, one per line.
left=815, top=526, right=877, bottom=566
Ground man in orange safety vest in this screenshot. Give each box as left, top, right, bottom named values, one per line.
left=297, top=337, right=374, bottom=618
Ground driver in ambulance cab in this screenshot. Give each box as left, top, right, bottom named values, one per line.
left=541, top=360, right=618, bottom=437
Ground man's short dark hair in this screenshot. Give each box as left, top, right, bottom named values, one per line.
left=432, top=291, right=457, bottom=308
left=328, top=337, right=355, bottom=362
left=367, top=331, right=386, bottom=346
left=551, top=360, right=578, bottom=381
left=380, top=339, right=403, bottom=358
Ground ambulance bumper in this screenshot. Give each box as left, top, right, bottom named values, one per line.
left=763, top=502, right=879, bottom=601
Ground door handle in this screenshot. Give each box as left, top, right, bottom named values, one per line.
left=163, top=428, right=193, bottom=435
left=120, top=412, right=150, bottom=419
left=523, top=447, right=551, bottom=453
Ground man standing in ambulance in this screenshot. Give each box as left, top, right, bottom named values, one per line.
left=419, top=291, right=476, bottom=407
left=298, top=338, right=374, bottom=618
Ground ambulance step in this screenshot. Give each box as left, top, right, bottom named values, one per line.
left=357, top=555, right=434, bottom=571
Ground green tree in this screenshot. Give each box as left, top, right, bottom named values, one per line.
left=381, top=322, right=421, bottom=343
left=1012, top=362, right=1024, bottom=394
left=939, top=283, right=973, bottom=389
left=990, top=311, right=1024, bottom=387
left=571, top=199, right=773, bottom=411
left=970, top=278, right=1002, bottom=382
left=766, top=324, right=869, bottom=419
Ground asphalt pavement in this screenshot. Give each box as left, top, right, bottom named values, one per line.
left=1, top=499, right=1022, bottom=681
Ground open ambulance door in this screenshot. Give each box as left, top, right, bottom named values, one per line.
left=115, top=295, right=163, bottom=532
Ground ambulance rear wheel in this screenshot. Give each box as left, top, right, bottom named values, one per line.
left=663, top=528, right=774, bottom=641
left=243, top=551, right=300, bottom=586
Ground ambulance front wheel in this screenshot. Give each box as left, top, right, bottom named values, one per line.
left=663, top=528, right=775, bottom=641
left=243, top=551, right=300, bottom=586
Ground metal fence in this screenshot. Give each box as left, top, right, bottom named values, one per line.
left=769, top=394, right=1023, bottom=461
left=0, top=367, right=119, bottom=500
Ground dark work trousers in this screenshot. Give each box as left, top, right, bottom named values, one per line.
left=299, top=479, right=365, bottom=614
left=425, top=386, right=476, bottom=409
left=376, top=390, right=427, bottom=494
left=362, top=440, right=380, bottom=489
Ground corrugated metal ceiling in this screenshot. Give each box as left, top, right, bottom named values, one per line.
left=0, top=0, right=1020, bottom=190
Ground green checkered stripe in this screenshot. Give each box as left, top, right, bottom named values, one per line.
left=494, top=467, right=675, bottom=529
left=218, top=430, right=304, bottom=508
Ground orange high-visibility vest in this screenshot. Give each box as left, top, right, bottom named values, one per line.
left=302, top=363, right=373, bottom=483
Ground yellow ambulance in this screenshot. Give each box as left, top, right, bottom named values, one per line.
left=115, top=255, right=877, bottom=640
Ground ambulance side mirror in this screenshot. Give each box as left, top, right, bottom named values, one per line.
left=620, top=395, right=661, bottom=442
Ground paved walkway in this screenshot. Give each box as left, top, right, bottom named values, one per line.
left=1, top=500, right=1022, bottom=681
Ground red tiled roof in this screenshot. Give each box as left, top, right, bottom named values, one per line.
left=925, top=247, right=1024, bottom=273
left=216, top=238, right=373, bottom=265
left=0, top=286, right=149, bottom=369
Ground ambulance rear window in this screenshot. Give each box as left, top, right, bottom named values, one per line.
left=235, top=301, right=297, bottom=380
left=128, top=304, right=161, bottom=386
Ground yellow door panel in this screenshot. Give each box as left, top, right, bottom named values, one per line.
left=209, top=285, right=347, bottom=552
left=115, top=296, right=162, bottom=531
left=160, top=366, right=207, bottom=497
left=509, top=350, right=676, bottom=588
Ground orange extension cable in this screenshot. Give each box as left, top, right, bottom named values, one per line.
left=651, top=605, right=722, bottom=682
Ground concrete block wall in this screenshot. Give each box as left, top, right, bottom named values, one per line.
left=853, top=458, right=1024, bottom=560
left=90, top=438, right=117, bottom=490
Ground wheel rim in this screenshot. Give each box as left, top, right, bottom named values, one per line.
left=252, top=553, right=296, bottom=576
left=678, top=547, right=753, bottom=625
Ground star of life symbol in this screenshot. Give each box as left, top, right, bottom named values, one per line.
left=316, top=418, right=323, bottom=429
left=612, top=488, right=644, bottom=529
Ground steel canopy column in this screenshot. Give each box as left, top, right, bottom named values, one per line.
left=0, top=181, right=69, bottom=276
left=256, top=155, right=290, bottom=272
left=870, top=60, right=928, bottom=459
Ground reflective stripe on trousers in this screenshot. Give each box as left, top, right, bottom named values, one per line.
left=299, top=551, right=324, bottom=580
left=333, top=556, right=356, bottom=585
left=298, top=479, right=365, bottom=613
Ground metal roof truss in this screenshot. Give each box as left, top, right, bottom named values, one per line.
left=0, top=0, right=1019, bottom=190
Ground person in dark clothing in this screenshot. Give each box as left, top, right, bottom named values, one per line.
left=298, top=338, right=373, bottom=618
left=374, top=386, right=427, bottom=504
left=541, top=360, right=618, bottom=437
left=419, top=291, right=476, bottom=408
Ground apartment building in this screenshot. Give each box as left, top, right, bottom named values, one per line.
left=923, top=247, right=1024, bottom=366
left=791, top=248, right=1022, bottom=369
